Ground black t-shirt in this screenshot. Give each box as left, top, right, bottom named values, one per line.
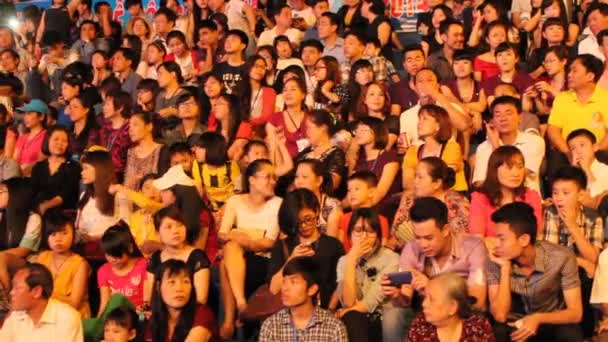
left=212, top=62, right=246, bottom=95
left=147, top=248, right=211, bottom=277
left=267, top=235, right=345, bottom=308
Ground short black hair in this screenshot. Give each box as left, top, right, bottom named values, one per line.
left=167, top=30, right=187, bottom=45
left=402, top=43, right=425, bottom=57
left=105, top=306, right=139, bottom=333
left=41, top=125, right=72, bottom=157
left=273, top=35, right=291, bottom=48
left=40, top=210, right=76, bottom=251
left=587, top=2, right=608, bottom=19
left=283, top=256, right=320, bottom=289
left=551, top=165, right=588, bottom=190
left=567, top=128, right=597, bottom=145
left=125, top=0, right=142, bottom=9
left=439, top=18, right=463, bottom=35
left=348, top=170, right=378, bottom=187
left=169, top=142, right=192, bottom=157
left=22, top=263, right=54, bottom=299
left=453, top=48, right=474, bottom=62
left=344, top=30, right=366, bottom=45
left=101, top=222, right=142, bottom=258
left=155, top=7, right=177, bottom=23
left=243, top=140, right=268, bottom=156
left=107, top=90, right=133, bottom=118
left=320, top=12, right=339, bottom=26
left=573, top=54, right=604, bottom=82
left=347, top=207, right=383, bottom=237
left=199, top=19, right=218, bottom=31
left=0, top=48, right=19, bottom=61
left=491, top=202, right=537, bottom=244
left=409, top=197, right=448, bottom=228
left=80, top=19, right=99, bottom=33
left=113, top=47, right=139, bottom=69
left=490, top=95, right=521, bottom=116
left=300, top=39, right=324, bottom=53
left=226, top=29, right=249, bottom=47
left=494, top=42, right=518, bottom=58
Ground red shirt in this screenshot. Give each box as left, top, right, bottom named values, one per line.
left=97, top=257, right=147, bottom=306
left=407, top=313, right=496, bottom=341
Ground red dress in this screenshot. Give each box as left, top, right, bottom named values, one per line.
left=406, top=313, right=496, bottom=341
left=473, top=56, right=499, bottom=81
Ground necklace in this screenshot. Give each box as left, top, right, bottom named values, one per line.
left=51, top=254, right=71, bottom=278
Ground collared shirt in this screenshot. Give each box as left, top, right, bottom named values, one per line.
left=0, top=298, right=84, bottom=342
left=487, top=241, right=581, bottom=319
left=400, top=233, right=487, bottom=287
left=161, top=122, right=207, bottom=146
left=119, top=70, right=143, bottom=103
left=548, top=85, right=608, bottom=141
left=322, top=37, right=346, bottom=64
left=543, top=204, right=604, bottom=251
left=336, top=247, right=399, bottom=312
left=427, top=49, right=455, bottom=83
left=473, top=131, right=545, bottom=192
left=259, top=307, right=348, bottom=342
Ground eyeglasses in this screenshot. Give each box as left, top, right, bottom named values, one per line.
left=299, top=215, right=317, bottom=227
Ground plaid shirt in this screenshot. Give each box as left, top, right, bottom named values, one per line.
left=340, top=55, right=389, bottom=86
left=542, top=205, right=604, bottom=253
left=259, top=307, right=348, bottom=342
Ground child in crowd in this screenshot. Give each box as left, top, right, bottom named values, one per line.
left=33, top=211, right=91, bottom=318
left=98, top=223, right=148, bottom=317
left=103, top=306, right=140, bottom=342
left=166, top=31, right=202, bottom=84
left=235, top=140, right=269, bottom=193
left=567, top=129, right=608, bottom=209
left=338, top=171, right=389, bottom=250
left=364, top=38, right=400, bottom=84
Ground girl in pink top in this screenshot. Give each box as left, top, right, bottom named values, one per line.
left=97, top=223, right=148, bottom=316
left=13, top=110, right=47, bottom=176
left=469, top=146, right=543, bottom=237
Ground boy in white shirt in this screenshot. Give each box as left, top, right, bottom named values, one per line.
left=567, top=128, right=608, bottom=209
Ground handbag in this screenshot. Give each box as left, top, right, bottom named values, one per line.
left=239, top=239, right=290, bottom=322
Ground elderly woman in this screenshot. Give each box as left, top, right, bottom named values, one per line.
left=407, top=272, right=495, bottom=341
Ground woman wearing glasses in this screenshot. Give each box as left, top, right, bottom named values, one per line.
left=267, top=188, right=345, bottom=309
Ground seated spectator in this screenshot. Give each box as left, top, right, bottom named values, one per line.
left=189, top=132, right=240, bottom=211
left=218, top=159, right=282, bottom=338
left=427, top=19, right=465, bottom=83
left=351, top=117, right=401, bottom=217
left=12, top=99, right=48, bottom=176
left=208, top=93, right=252, bottom=160
left=102, top=306, right=139, bottom=342
left=97, top=224, right=148, bottom=317
left=257, top=5, right=304, bottom=48
left=165, top=30, right=203, bottom=84
left=76, top=150, right=130, bottom=260
left=161, top=92, right=206, bottom=146
left=70, top=20, right=110, bottom=64
left=134, top=78, right=160, bottom=113
left=0, top=263, right=83, bottom=341
left=403, top=104, right=467, bottom=193
left=112, top=48, right=142, bottom=102
left=473, top=21, right=507, bottom=81
left=155, top=61, right=189, bottom=123
left=488, top=83, right=541, bottom=135
left=211, top=30, right=247, bottom=94
left=567, top=129, right=608, bottom=209
left=406, top=272, right=495, bottom=341
left=268, top=189, right=344, bottom=309
left=470, top=145, right=543, bottom=238
left=235, top=55, right=277, bottom=129
left=91, top=50, right=112, bottom=88
left=481, top=43, right=534, bottom=97
left=339, top=171, right=390, bottom=250
left=66, top=92, right=100, bottom=159
left=473, top=95, right=545, bottom=192
left=392, top=157, right=470, bottom=247
left=260, top=257, right=348, bottom=341
left=32, top=211, right=91, bottom=318
left=293, top=159, right=342, bottom=237
left=274, top=35, right=306, bottom=73
left=363, top=39, right=399, bottom=84
left=124, top=112, right=169, bottom=191
left=0, top=178, right=41, bottom=288
left=532, top=45, right=569, bottom=133
left=312, top=56, right=347, bottom=112
left=136, top=42, right=166, bottom=80
left=384, top=197, right=487, bottom=310
left=93, top=90, right=133, bottom=181
left=399, top=68, right=470, bottom=149
left=146, top=259, right=217, bottom=341
left=389, top=44, right=424, bottom=115
left=145, top=205, right=210, bottom=305
left=487, top=202, right=584, bottom=342
left=353, top=82, right=399, bottom=149
left=336, top=208, right=404, bottom=342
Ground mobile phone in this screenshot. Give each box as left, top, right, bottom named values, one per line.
left=387, top=272, right=413, bottom=286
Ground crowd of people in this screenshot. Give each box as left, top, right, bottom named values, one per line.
left=2, top=0, right=608, bottom=341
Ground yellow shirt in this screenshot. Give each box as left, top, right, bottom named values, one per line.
left=199, top=162, right=240, bottom=210
left=35, top=251, right=91, bottom=319
left=403, top=139, right=467, bottom=192
left=124, top=189, right=162, bottom=250
left=548, top=85, right=608, bottom=141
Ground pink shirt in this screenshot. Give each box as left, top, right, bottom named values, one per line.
left=14, top=129, right=46, bottom=166
left=469, top=189, right=543, bottom=237
left=97, top=257, right=147, bottom=306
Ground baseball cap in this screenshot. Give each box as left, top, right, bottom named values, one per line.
left=17, top=99, right=49, bottom=115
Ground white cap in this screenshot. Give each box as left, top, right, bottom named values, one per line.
left=153, top=165, right=195, bottom=190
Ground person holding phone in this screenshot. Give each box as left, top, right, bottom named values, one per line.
left=381, top=197, right=487, bottom=312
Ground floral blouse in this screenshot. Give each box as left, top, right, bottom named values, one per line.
left=407, top=313, right=495, bottom=342
left=392, top=191, right=470, bottom=244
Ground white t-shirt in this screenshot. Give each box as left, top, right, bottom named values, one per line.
left=589, top=159, right=608, bottom=197
left=579, top=27, right=605, bottom=62
left=258, top=27, right=305, bottom=47
left=292, top=6, right=316, bottom=28
left=219, top=194, right=283, bottom=256
left=76, top=192, right=130, bottom=239
left=472, top=131, right=546, bottom=193
left=591, top=249, right=608, bottom=305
